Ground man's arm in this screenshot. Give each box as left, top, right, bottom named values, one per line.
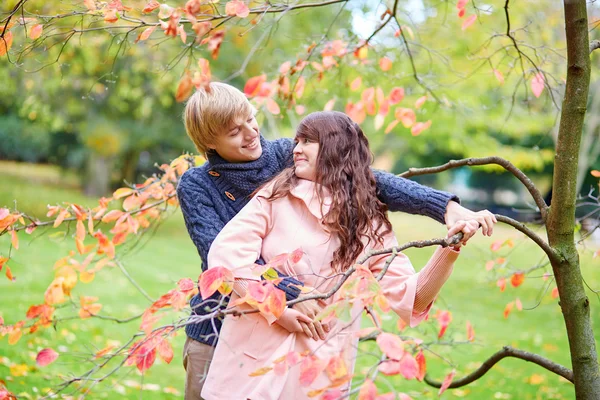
left=177, top=168, right=303, bottom=300
left=373, top=169, right=496, bottom=239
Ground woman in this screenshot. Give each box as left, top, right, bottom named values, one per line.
left=200, top=111, right=469, bottom=399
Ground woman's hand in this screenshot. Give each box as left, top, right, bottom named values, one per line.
left=293, top=298, right=330, bottom=341
left=275, top=308, right=314, bottom=337
left=444, top=201, right=497, bottom=239
left=447, top=220, right=475, bottom=250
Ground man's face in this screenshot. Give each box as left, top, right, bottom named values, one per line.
left=208, top=111, right=262, bottom=163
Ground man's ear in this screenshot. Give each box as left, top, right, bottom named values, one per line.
left=206, top=143, right=216, bottom=150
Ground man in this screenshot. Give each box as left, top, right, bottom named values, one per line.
left=177, top=82, right=496, bottom=399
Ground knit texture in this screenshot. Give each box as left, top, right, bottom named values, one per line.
left=178, top=136, right=458, bottom=346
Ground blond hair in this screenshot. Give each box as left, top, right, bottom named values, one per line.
left=183, top=82, right=254, bottom=154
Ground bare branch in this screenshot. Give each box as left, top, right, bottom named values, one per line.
left=424, top=346, right=573, bottom=389
left=398, top=156, right=549, bottom=222
left=495, top=214, right=560, bottom=264
left=590, top=40, right=600, bottom=54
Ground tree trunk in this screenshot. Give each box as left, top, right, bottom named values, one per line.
left=547, top=2, right=600, bottom=398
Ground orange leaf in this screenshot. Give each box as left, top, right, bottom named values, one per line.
left=266, top=98, right=280, bottom=115
left=199, top=266, right=234, bottom=299
left=461, top=14, right=476, bottom=30
left=10, top=230, right=18, bottom=250
left=379, top=57, right=392, bottom=71
left=457, top=7, right=465, bottom=18
left=350, top=77, right=362, bottom=91
left=438, top=370, right=456, bottom=395
left=511, top=272, right=525, bottom=287
left=376, top=332, right=404, bottom=360
left=84, top=0, right=97, bottom=11
left=357, top=379, right=377, bottom=400
left=104, top=8, right=119, bottom=23
left=490, top=240, right=503, bottom=251
left=54, top=209, right=71, bottom=228
left=178, top=278, right=195, bottom=293
left=29, top=24, right=43, bottom=40
left=279, top=61, right=291, bottom=74
left=414, top=96, right=427, bottom=109
left=325, top=355, right=348, bottom=382
left=36, top=348, right=59, bottom=367
left=176, top=73, right=194, bottom=103
left=384, top=120, right=399, bottom=135
left=0, top=30, right=13, bottom=56
left=249, top=366, right=273, bottom=376
left=395, top=107, right=416, bottom=128
left=225, top=0, right=250, bottom=18
left=95, top=345, right=115, bottom=358
left=158, top=339, right=174, bottom=364
left=136, top=25, right=156, bottom=42
left=466, top=320, right=475, bottom=342
left=485, top=260, right=495, bottom=271
left=8, top=328, right=22, bottom=345
left=79, top=270, right=95, bottom=283
left=531, top=72, right=545, bottom=98
left=493, top=69, right=505, bottom=85
left=5, top=266, right=14, bottom=281
left=551, top=287, right=559, bottom=299
left=591, top=170, right=600, bottom=178
left=324, top=98, right=336, bottom=111
left=244, top=74, right=267, bottom=97
left=411, top=120, right=432, bottom=136
left=101, top=210, right=124, bottom=223
left=295, top=76, right=306, bottom=99
left=142, top=0, right=160, bottom=13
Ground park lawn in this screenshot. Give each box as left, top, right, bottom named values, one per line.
left=1, top=162, right=599, bottom=399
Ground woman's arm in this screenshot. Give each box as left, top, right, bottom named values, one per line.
left=368, top=233, right=459, bottom=328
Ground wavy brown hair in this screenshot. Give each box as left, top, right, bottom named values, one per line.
left=265, top=111, right=392, bottom=272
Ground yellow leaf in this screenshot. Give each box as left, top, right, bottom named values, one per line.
left=80, top=270, right=95, bottom=283
left=249, top=366, right=272, bottom=376
left=113, top=187, right=134, bottom=199
left=8, top=329, right=22, bottom=345
left=10, top=363, right=28, bottom=376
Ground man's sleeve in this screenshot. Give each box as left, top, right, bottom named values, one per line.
left=372, top=169, right=459, bottom=224
left=177, top=169, right=224, bottom=269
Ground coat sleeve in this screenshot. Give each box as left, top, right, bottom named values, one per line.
left=207, top=194, right=272, bottom=281
left=372, top=169, right=459, bottom=225
left=368, top=233, right=459, bottom=327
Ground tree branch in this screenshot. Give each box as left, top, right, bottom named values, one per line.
left=398, top=156, right=549, bottom=222
left=590, top=40, right=600, bottom=54
left=495, top=214, right=560, bottom=264
left=424, top=346, right=573, bottom=389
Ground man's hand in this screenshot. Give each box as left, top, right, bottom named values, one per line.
left=444, top=201, right=497, bottom=243
left=293, top=298, right=330, bottom=341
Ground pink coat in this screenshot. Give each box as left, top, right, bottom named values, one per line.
left=201, top=179, right=458, bottom=400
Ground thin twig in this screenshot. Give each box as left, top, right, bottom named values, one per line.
left=115, top=259, right=154, bottom=303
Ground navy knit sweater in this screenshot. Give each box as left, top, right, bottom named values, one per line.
left=177, top=136, right=457, bottom=346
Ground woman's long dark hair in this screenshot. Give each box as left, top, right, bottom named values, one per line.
left=265, top=111, right=392, bottom=272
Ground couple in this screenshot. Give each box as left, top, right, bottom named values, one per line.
left=177, top=82, right=496, bottom=399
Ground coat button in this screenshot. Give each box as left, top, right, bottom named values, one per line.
left=208, top=171, right=220, bottom=177
left=225, top=191, right=236, bottom=201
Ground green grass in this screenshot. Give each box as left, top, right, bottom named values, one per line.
left=1, top=161, right=598, bottom=399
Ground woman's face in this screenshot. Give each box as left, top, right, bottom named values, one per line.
left=293, top=137, right=319, bottom=181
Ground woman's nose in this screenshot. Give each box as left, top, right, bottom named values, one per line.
left=293, top=143, right=302, bottom=154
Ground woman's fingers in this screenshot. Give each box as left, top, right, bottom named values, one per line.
left=299, top=322, right=313, bottom=339
left=313, top=321, right=327, bottom=340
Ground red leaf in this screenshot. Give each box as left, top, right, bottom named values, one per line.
left=398, top=353, right=419, bottom=380
left=456, top=0, right=468, bottom=9
left=395, top=107, right=416, bottom=128
left=199, top=267, right=234, bottom=299
left=457, top=8, right=465, bottom=18
left=437, top=310, right=452, bottom=339
left=466, top=320, right=475, bottom=342
left=461, top=14, right=477, bottom=30
left=510, top=272, right=525, bottom=288
left=490, top=240, right=503, bottom=251
left=178, top=278, right=195, bottom=293
left=244, top=74, right=267, bottom=97
left=504, top=301, right=514, bottom=319
left=225, top=0, right=250, bottom=18
left=551, top=287, right=559, bottom=299
left=389, top=87, right=405, bottom=104
left=376, top=332, right=404, bottom=360
left=357, top=379, right=377, bottom=400
left=288, top=248, right=304, bottom=264
left=158, top=339, right=174, bottom=364
left=379, top=57, right=392, bottom=71
left=136, top=343, right=156, bottom=373
left=299, top=355, right=326, bottom=386
left=142, top=0, right=160, bottom=13
left=378, top=360, right=401, bottom=376
left=322, top=389, right=344, bottom=400
left=485, top=260, right=495, bottom=271
left=497, top=277, right=506, bottom=292
left=36, top=348, right=59, bottom=367
left=325, top=355, right=348, bottom=382
left=415, top=349, right=426, bottom=381
left=104, top=8, right=119, bottom=23
left=531, top=72, right=545, bottom=98
left=438, top=370, right=456, bottom=395
left=176, top=73, right=194, bottom=103
left=136, top=25, right=156, bottom=42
